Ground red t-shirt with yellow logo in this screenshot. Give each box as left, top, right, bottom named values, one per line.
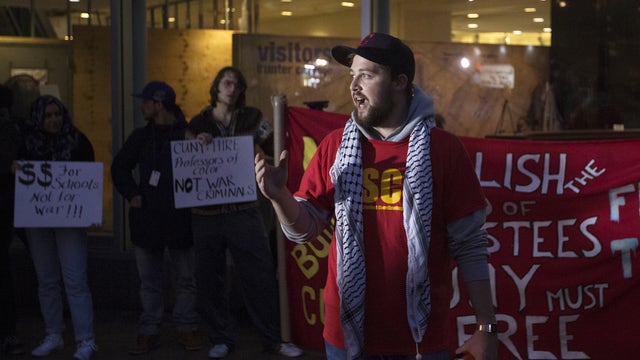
left=294, top=126, right=486, bottom=355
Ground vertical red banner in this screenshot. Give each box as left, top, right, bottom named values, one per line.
left=284, top=107, right=348, bottom=350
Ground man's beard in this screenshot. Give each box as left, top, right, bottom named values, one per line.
left=353, top=96, right=394, bottom=130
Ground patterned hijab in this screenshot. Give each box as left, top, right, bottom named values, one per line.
left=330, top=86, right=436, bottom=359
left=25, top=95, right=79, bottom=160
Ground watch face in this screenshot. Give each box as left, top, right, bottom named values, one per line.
left=479, top=324, right=498, bottom=334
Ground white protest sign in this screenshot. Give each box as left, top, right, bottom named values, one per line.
left=14, top=161, right=103, bottom=227
left=171, top=136, right=258, bottom=209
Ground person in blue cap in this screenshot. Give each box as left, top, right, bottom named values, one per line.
left=255, top=33, right=498, bottom=360
left=111, top=81, right=203, bottom=355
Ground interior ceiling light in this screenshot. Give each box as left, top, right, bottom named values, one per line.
left=559, top=1, right=567, bottom=7
left=69, top=0, right=80, bottom=3
left=281, top=11, right=293, bottom=16
left=281, top=0, right=292, bottom=2
left=460, top=57, right=471, bottom=69
left=468, top=23, right=478, bottom=29
left=512, top=30, right=523, bottom=35
left=524, top=8, right=536, bottom=12
left=341, top=2, right=355, bottom=7
left=467, top=13, right=479, bottom=18
left=80, top=12, right=90, bottom=18
left=543, top=27, right=552, bottom=32
left=533, top=17, right=544, bottom=23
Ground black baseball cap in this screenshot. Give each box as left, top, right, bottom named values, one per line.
left=133, top=81, right=176, bottom=105
left=331, top=32, right=415, bottom=84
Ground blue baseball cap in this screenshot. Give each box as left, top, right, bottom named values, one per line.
left=133, top=81, right=176, bottom=105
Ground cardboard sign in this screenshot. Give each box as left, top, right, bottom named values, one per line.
left=14, top=161, right=103, bottom=227
left=171, top=136, right=258, bottom=208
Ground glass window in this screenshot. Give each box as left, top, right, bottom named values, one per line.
left=4, top=0, right=639, bottom=235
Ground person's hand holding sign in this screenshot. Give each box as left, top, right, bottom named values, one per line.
left=196, top=132, right=213, bottom=145
left=10, top=160, right=22, bottom=175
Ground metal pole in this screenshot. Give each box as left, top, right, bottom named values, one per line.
left=66, top=0, right=72, bottom=39
left=213, top=0, right=218, bottom=29
left=372, top=0, right=389, bottom=34
left=272, top=94, right=291, bottom=341
left=186, top=0, right=191, bottom=29
left=173, top=2, right=179, bottom=28
left=110, top=0, right=125, bottom=250
left=30, top=0, right=35, bottom=37
left=132, top=0, right=147, bottom=129
left=87, top=0, right=93, bottom=26
left=111, top=0, right=148, bottom=250
left=361, top=0, right=371, bottom=37
left=361, top=0, right=389, bottom=37
left=225, top=0, right=230, bottom=30
left=163, top=0, right=169, bottom=28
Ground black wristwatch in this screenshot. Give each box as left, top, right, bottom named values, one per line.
left=477, top=323, right=498, bottom=334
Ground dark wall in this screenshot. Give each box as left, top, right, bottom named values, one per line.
left=0, top=38, right=72, bottom=128
left=551, top=0, right=640, bottom=129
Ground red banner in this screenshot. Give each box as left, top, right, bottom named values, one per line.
left=284, top=107, right=348, bottom=348
left=284, top=107, right=640, bottom=359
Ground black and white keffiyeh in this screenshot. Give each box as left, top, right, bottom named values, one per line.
left=330, top=115, right=435, bottom=359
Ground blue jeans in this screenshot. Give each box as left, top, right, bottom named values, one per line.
left=324, top=340, right=449, bottom=360
left=26, top=227, right=94, bottom=342
left=192, top=209, right=281, bottom=349
left=134, top=246, right=199, bottom=334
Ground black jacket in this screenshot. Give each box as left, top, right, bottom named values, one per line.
left=0, top=109, right=20, bottom=226
left=111, top=117, right=192, bottom=251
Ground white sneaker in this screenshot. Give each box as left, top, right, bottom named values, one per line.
left=208, top=343, right=229, bottom=358
left=31, top=334, right=64, bottom=357
left=74, top=339, right=97, bottom=360
left=276, top=342, right=304, bottom=357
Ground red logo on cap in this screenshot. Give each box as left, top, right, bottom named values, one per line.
left=359, top=33, right=375, bottom=46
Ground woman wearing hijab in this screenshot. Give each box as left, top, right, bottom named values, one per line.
left=17, top=95, right=97, bottom=360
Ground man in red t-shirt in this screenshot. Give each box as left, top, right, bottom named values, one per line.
left=255, top=33, right=497, bottom=360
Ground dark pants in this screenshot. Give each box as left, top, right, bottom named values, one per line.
left=0, top=223, right=17, bottom=339
left=193, top=208, right=281, bottom=350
